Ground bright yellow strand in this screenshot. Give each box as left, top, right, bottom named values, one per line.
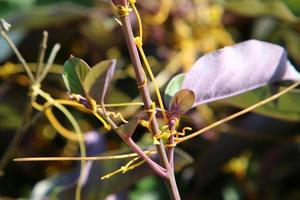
left=129, top=0, right=168, bottom=122
left=101, top=157, right=144, bottom=180
left=30, top=84, right=86, bottom=200
left=135, top=37, right=168, bottom=122
left=44, top=106, right=85, bottom=141
left=129, top=0, right=143, bottom=39
left=31, top=98, right=84, bottom=141
left=101, top=158, right=143, bottom=179
left=54, top=98, right=111, bottom=130
left=106, top=111, right=128, bottom=123
left=33, top=98, right=111, bottom=133
left=116, top=5, right=132, bottom=17
left=31, top=101, right=44, bottom=111
left=93, top=111, right=112, bottom=130
left=101, top=150, right=156, bottom=180
left=102, top=102, right=144, bottom=107
left=14, top=150, right=157, bottom=162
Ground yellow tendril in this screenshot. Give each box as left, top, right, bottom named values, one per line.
left=102, top=102, right=144, bottom=107
left=101, top=150, right=156, bottom=180
left=138, top=69, right=148, bottom=88
left=106, top=110, right=128, bottom=123
left=30, top=85, right=84, bottom=141
left=33, top=96, right=111, bottom=133
left=128, top=0, right=168, bottom=122
left=139, top=119, right=149, bottom=128
left=14, top=150, right=157, bottom=162
left=30, top=84, right=86, bottom=200
left=181, top=127, right=192, bottom=136
left=93, top=111, right=112, bottom=130
left=31, top=101, right=44, bottom=111
left=116, top=4, right=132, bottom=17
left=68, top=94, right=111, bottom=130
left=44, top=105, right=84, bottom=141
left=101, top=157, right=144, bottom=180
left=153, top=125, right=173, bottom=145
left=146, top=102, right=157, bottom=129
left=134, top=36, right=168, bottom=123
left=129, top=0, right=142, bottom=39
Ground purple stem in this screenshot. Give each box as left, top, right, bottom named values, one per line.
left=118, top=8, right=181, bottom=200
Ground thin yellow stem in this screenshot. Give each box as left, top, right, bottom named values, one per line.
left=101, top=150, right=157, bottom=180
left=36, top=99, right=111, bottom=131
left=31, top=85, right=86, bottom=200
left=130, top=0, right=143, bottom=39
left=36, top=43, right=61, bottom=83
left=128, top=0, right=168, bottom=122
left=177, top=81, right=300, bottom=144
left=0, top=29, right=35, bottom=82
left=103, top=102, right=144, bottom=107
left=36, top=31, right=48, bottom=79
left=44, top=106, right=85, bottom=141
left=14, top=150, right=157, bottom=162
left=135, top=38, right=168, bottom=122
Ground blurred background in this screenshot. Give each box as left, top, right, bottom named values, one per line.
left=0, top=0, right=300, bottom=199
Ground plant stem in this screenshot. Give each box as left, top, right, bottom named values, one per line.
left=119, top=14, right=180, bottom=200
left=167, top=119, right=177, bottom=167
left=0, top=101, right=41, bottom=174
left=36, top=43, right=61, bottom=83
left=97, top=108, right=167, bottom=177
left=32, top=85, right=86, bottom=200
left=36, top=31, right=48, bottom=79
left=0, top=29, right=35, bottom=82
left=0, top=103, right=32, bottom=173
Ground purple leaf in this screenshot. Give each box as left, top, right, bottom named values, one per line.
left=181, top=39, right=300, bottom=107
left=169, top=89, right=195, bottom=117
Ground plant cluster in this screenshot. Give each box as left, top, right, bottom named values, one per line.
left=0, top=0, right=300, bottom=199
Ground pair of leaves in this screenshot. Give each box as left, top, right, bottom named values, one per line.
left=63, top=56, right=116, bottom=104
left=165, top=40, right=300, bottom=120
left=168, top=89, right=195, bottom=117
left=164, top=74, right=195, bottom=117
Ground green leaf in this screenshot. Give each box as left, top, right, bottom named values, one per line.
left=164, top=74, right=185, bottom=108
left=284, top=0, right=300, bottom=16
left=0, top=104, right=21, bottom=129
left=283, top=29, right=300, bottom=65
left=62, top=55, right=90, bottom=95
left=83, top=60, right=116, bottom=103
left=169, top=89, right=195, bottom=116
left=224, top=85, right=300, bottom=121
left=225, top=0, right=298, bottom=23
